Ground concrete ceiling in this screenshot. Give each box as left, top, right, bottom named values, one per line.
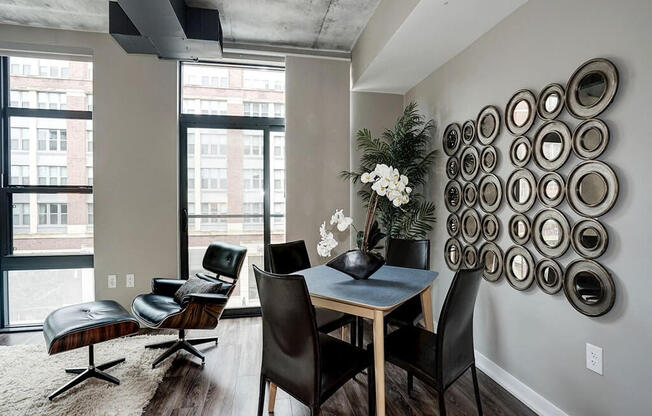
left=0, top=0, right=381, bottom=52
left=353, top=0, right=529, bottom=94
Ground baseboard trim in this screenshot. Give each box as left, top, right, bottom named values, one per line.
left=475, top=350, right=568, bottom=416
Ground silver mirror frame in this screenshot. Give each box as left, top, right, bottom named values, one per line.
left=460, top=146, right=480, bottom=181
left=504, top=245, right=535, bottom=291
left=481, top=214, right=500, bottom=241
left=506, top=89, right=537, bottom=136
left=536, top=258, right=564, bottom=295
left=537, top=83, right=565, bottom=120
left=572, top=119, right=610, bottom=160
left=444, top=238, right=463, bottom=271
left=533, top=120, right=572, bottom=171
left=461, top=208, right=481, bottom=244
left=537, top=172, right=566, bottom=207
left=444, top=180, right=463, bottom=213
left=509, top=213, right=531, bottom=245
left=567, top=161, right=619, bottom=218
left=571, top=218, right=609, bottom=259
left=563, top=259, right=615, bottom=317
left=463, top=182, right=478, bottom=207
left=463, top=245, right=479, bottom=268
left=479, top=242, right=504, bottom=282
left=446, top=213, right=460, bottom=237
left=462, top=120, right=476, bottom=145
left=507, top=168, right=537, bottom=213
left=476, top=106, right=501, bottom=145
left=532, top=208, right=571, bottom=258
left=566, top=58, right=619, bottom=120
left=443, top=123, right=462, bottom=156
left=481, top=146, right=498, bottom=172
left=478, top=174, right=503, bottom=213
left=446, top=156, right=460, bottom=179
left=510, top=136, right=532, bottom=168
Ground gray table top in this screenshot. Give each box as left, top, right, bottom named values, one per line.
left=299, top=265, right=438, bottom=309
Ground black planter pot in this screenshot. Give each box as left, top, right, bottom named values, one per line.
left=326, top=249, right=385, bottom=280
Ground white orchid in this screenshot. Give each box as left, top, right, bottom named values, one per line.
left=317, top=210, right=356, bottom=257
left=330, top=209, right=353, bottom=232
left=362, top=164, right=411, bottom=208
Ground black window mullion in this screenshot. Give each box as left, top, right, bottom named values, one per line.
left=263, top=128, right=271, bottom=271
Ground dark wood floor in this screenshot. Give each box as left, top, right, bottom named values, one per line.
left=1, top=318, right=535, bottom=416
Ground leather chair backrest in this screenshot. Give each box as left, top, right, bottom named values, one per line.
left=436, top=267, right=483, bottom=387
left=385, top=238, right=430, bottom=270
left=202, top=241, right=247, bottom=279
left=267, top=240, right=311, bottom=274
left=254, top=265, right=320, bottom=406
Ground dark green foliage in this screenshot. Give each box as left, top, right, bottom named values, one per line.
left=341, top=102, right=437, bottom=239
left=356, top=220, right=386, bottom=254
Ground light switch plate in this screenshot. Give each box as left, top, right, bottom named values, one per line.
left=108, top=274, right=117, bottom=289
left=586, top=343, right=603, bottom=375
left=126, top=274, right=135, bottom=288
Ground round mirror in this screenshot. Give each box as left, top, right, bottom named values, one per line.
left=461, top=147, right=480, bottom=181
left=464, top=245, right=478, bottom=268
left=580, top=228, right=600, bottom=250
left=444, top=238, right=462, bottom=270
left=541, top=218, right=562, bottom=248
left=483, top=182, right=498, bottom=205
left=516, top=143, right=528, bottom=161
left=571, top=219, right=608, bottom=259
left=445, top=180, right=462, bottom=213
left=578, top=172, right=608, bottom=206
left=461, top=209, right=481, bottom=244
left=541, top=265, right=558, bottom=286
left=449, top=244, right=459, bottom=264
left=462, top=120, right=475, bottom=144
left=513, top=100, right=530, bottom=127
left=542, top=131, right=563, bottom=161
left=536, top=259, right=563, bottom=295
left=544, top=93, right=560, bottom=113
left=485, top=220, right=495, bottom=236
left=463, top=183, right=477, bottom=207
left=463, top=153, right=476, bottom=174
left=511, top=254, right=529, bottom=281
left=446, top=214, right=460, bottom=237
left=573, top=119, right=609, bottom=160
left=443, top=123, right=461, bottom=156
left=482, top=214, right=499, bottom=241
left=510, top=136, right=532, bottom=168
left=545, top=179, right=561, bottom=199
left=580, top=127, right=602, bottom=152
left=575, top=271, right=603, bottom=304
left=538, top=172, right=565, bottom=208
left=446, top=157, right=459, bottom=179
left=480, top=242, right=504, bottom=282
left=447, top=129, right=458, bottom=148
left=478, top=174, right=503, bottom=213
left=513, top=177, right=531, bottom=203
left=577, top=71, right=607, bottom=107
left=485, top=251, right=498, bottom=273
left=514, top=220, right=527, bottom=238
left=480, top=114, right=496, bottom=138
left=464, top=215, right=478, bottom=236
left=481, top=148, right=496, bottom=172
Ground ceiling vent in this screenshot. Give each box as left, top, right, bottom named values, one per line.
left=109, top=0, right=223, bottom=60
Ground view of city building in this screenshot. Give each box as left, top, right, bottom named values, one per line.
left=181, top=63, right=286, bottom=309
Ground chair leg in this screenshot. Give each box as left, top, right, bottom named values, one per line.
left=438, top=389, right=446, bottom=416
left=368, top=362, right=376, bottom=416
left=471, top=365, right=483, bottom=416
left=350, top=321, right=357, bottom=346
left=257, top=375, right=266, bottom=416
left=407, top=372, right=414, bottom=397
left=357, top=317, right=364, bottom=348
left=149, top=330, right=208, bottom=368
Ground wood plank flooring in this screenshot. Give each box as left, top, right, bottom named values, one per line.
left=1, top=318, right=536, bottom=416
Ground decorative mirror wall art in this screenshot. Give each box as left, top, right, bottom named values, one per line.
left=538, top=172, right=566, bottom=207
left=567, top=161, right=618, bottom=217
left=573, top=119, right=609, bottom=160
left=462, top=120, right=476, bottom=145
left=461, top=146, right=480, bottom=181
left=563, top=259, right=615, bottom=316
left=571, top=219, right=608, bottom=259
left=446, top=213, right=460, bottom=237
left=566, top=58, right=619, bottom=120
left=479, top=242, right=503, bottom=282
left=481, top=146, right=498, bottom=172
left=507, top=169, right=537, bottom=212
left=510, top=136, right=532, bottom=168
left=505, top=245, right=535, bottom=291
left=478, top=174, right=503, bottom=213
left=461, top=209, right=481, bottom=244
left=463, top=245, right=478, bottom=268
left=509, top=214, right=531, bottom=245
left=482, top=214, right=500, bottom=241
left=443, top=123, right=462, bottom=156
left=533, top=121, right=572, bottom=171
left=506, top=89, right=537, bottom=135
left=445, top=238, right=462, bottom=271
left=445, top=180, right=463, bottom=213
left=463, top=182, right=478, bottom=207
left=537, top=83, right=565, bottom=120
left=446, top=156, right=460, bottom=179
left=536, top=259, right=564, bottom=295
left=532, top=208, right=571, bottom=258
left=477, top=106, right=501, bottom=144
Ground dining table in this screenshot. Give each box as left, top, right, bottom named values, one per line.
left=267, top=264, right=438, bottom=416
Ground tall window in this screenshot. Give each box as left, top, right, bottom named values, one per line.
left=0, top=55, right=94, bottom=328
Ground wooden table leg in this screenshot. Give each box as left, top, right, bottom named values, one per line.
left=420, top=285, right=435, bottom=332
left=373, top=309, right=386, bottom=416
left=268, top=383, right=277, bottom=413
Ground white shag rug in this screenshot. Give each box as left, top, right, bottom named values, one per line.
left=0, top=335, right=176, bottom=416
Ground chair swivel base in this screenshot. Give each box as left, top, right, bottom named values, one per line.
left=145, top=329, right=217, bottom=368
left=49, top=344, right=124, bottom=401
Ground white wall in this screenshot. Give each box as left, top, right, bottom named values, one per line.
left=285, top=56, right=351, bottom=264
left=404, top=0, right=652, bottom=414
left=0, top=24, right=180, bottom=309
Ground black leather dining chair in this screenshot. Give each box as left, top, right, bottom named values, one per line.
left=377, top=267, right=484, bottom=416
left=267, top=240, right=357, bottom=345
left=383, top=238, right=430, bottom=334
left=132, top=241, right=247, bottom=368
left=254, top=265, right=374, bottom=416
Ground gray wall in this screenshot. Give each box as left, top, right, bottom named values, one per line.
left=0, top=24, right=179, bottom=309
left=285, top=56, right=351, bottom=264
left=349, top=92, right=404, bottom=244
left=404, top=0, right=652, bottom=414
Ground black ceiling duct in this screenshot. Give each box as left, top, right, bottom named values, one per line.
left=109, top=0, right=223, bottom=61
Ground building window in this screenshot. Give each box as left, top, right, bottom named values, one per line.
left=13, top=203, right=30, bottom=226
left=188, top=168, right=195, bottom=188
left=87, top=203, right=93, bottom=225
left=273, top=202, right=285, bottom=224
left=243, top=202, right=263, bottom=229
left=12, top=127, right=30, bottom=151
left=201, top=168, right=227, bottom=189
left=10, top=90, right=32, bottom=108
left=273, top=136, right=284, bottom=157
left=10, top=165, right=30, bottom=185
left=38, top=166, right=67, bottom=185
left=86, top=94, right=93, bottom=111
left=86, top=130, right=93, bottom=152
left=199, top=100, right=227, bottom=115
left=274, top=169, right=285, bottom=192
left=200, top=133, right=227, bottom=155
left=87, top=167, right=93, bottom=186
left=200, top=202, right=227, bottom=228
left=37, top=129, right=67, bottom=151
left=243, top=102, right=269, bottom=117
left=243, top=134, right=263, bottom=156
left=274, top=103, right=285, bottom=118
left=38, top=203, right=67, bottom=225
left=37, top=92, right=67, bottom=110
left=243, top=169, right=263, bottom=190
left=188, top=132, right=195, bottom=154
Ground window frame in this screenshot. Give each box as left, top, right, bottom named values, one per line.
left=0, top=56, right=93, bottom=331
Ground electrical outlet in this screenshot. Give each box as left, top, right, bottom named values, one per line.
left=126, top=274, right=135, bottom=288
left=108, top=274, right=117, bottom=289
left=586, top=343, right=603, bottom=375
